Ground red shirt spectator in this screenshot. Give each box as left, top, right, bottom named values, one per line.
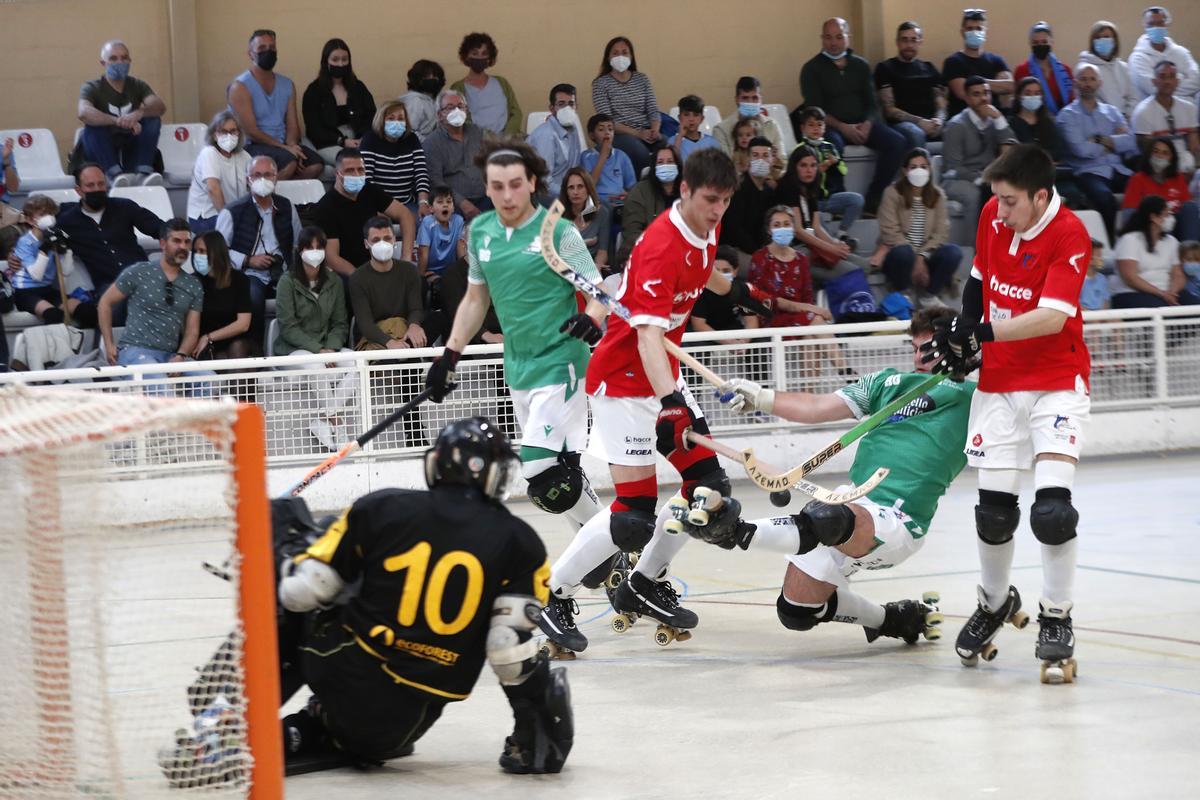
left=748, top=245, right=816, bottom=327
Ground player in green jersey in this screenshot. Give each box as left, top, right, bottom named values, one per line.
left=425, top=139, right=609, bottom=532
left=683, top=308, right=974, bottom=644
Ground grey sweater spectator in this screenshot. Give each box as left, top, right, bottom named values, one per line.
left=422, top=90, right=488, bottom=218
left=349, top=218, right=427, bottom=350
left=942, top=77, right=1016, bottom=232
left=399, top=60, right=447, bottom=143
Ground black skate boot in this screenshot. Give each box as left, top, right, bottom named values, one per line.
left=864, top=592, right=943, bottom=644
left=1036, top=599, right=1077, bottom=684
left=537, top=594, right=588, bottom=659
left=955, top=585, right=1030, bottom=666
left=611, top=570, right=698, bottom=646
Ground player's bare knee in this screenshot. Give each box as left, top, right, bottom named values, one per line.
left=526, top=461, right=584, bottom=515
left=795, top=500, right=855, bottom=552
left=781, top=563, right=836, bottom=605
left=776, top=591, right=838, bottom=632
left=1030, top=488, right=1078, bottom=545
left=976, top=489, right=1020, bottom=545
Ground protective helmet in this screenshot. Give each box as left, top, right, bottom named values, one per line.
left=424, top=417, right=517, bottom=500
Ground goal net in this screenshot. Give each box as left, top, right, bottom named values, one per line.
left=0, top=385, right=282, bottom=799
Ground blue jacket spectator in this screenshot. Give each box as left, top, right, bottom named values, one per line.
left=528, top=84, right=583, bottom=199
left=581, top=114, right=636, bottom=203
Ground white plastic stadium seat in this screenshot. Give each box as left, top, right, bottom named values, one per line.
left=1074, top=209, right=1112, bottom=259
left=158, top=123, right=208, bottom=186
left=762, top=104, right=796, bottom=154
left=274, top=179, right=326, bottom=206
left=0, top=128, right=73, bottom=191
left=110, top=185, right=173, bottom=250
left=525, top=112, right=587, bottom=151
left=841, top=146, right=876, bottom=197
left=667, top=106, right=722, bottom=135
left=26, top=188, right=80, bottom=207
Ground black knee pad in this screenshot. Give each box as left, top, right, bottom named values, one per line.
left=976, top=490, right=1020, bottom=545
left=526, top=461, right=583, bottom=515
left=1030, top=488, right=1078, bottom=545
left=610, top=508, right=656, bottom=551
left=682, top=466, right=731, bottom=502
left=796, top=500, right=855, bottom=548
left=776, top=592, right=838, bottom=632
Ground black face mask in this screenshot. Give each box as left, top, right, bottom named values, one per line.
left=1032, top=45, right=1052, bottom=61
left=328, top=64, right=350, bottom=79
left=83, top=190, right=108, bottom=210
left=418, top=77, right=442, bottom=95
left=255, top=49, right=278, bottom=71
left=465, top=57, right=490, bottom=73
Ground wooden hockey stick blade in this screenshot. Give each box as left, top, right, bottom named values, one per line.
left=686, top=432, right=887, bottom=505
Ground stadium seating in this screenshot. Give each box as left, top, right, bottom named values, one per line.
left=666, top=105, right=723, bottom=135
left=274, top=179, right=326, bottom=206
left=110, top=185, right=174, bottom=250
left=762, top=104, right=796, bottom=154
left=0, top=128, right=73, bottom=191
left=158, top=123, right=208, bottom=187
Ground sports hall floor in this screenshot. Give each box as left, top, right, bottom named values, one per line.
left=284, top=452, right=1199, bottom=799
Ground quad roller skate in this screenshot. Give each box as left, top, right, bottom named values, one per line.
left=955, top=585, right=1031, bottom=666
left=537, top=594, right=588, bottom=661
left=663, top=486, right=724, bottom=535
left=610, top=570, right=697, bottom=646
left=864, top=592, right=943, bottom=644
left=1036, top=599, right=1077, bottom=684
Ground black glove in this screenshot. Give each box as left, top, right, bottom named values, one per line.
left=919, top=316, right=992, bottom=380
left=39, top=228, right=70, bottom=255
left=728, top=277, right=773, bottom=319
left=655, top=391, right=698, bottom=458
left=558, top=312, right=602, bottom=345
left=424, top=347, right=461, bottom=402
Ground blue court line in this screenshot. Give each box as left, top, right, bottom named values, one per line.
left=578, top=574, right=691, bottom=627
left=1078, top=565, right=1200, bottom=585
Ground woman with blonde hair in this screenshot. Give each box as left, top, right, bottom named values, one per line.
left=359, top=99, right=432, bottom=216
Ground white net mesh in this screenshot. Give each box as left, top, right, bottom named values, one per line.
left=0, top=386, right=256, bottom=798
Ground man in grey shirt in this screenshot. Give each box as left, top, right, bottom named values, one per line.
left=422, top=90, right=489, bottom=219
left=942, top=76, right=1017, bottom=234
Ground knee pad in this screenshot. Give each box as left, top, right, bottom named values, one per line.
left=976, top=490, right=1020, bottom=545
left=1030, top=488, right=1078, bottom=545
left=775, top=592, right=838, bottom=632
left=796, top=500, right=855, bottom=548
left=610, top=508, right=656, bottom=552
left=526, top=462, right=583, bottom=515
left=682, top=466, right=730, bottom=503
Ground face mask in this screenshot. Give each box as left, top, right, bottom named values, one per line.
left=1032, top=45, right=1052, bottom=61
left=1159, top=214, right=1176, bottom=233
left=609, top=55, right=632, bottom=73
left=342, top=175, right=366, bottom=194
left=35, top=214, right=56, bottom=231
left=216, top=133, right=239, bottom=153
left=1093, top=37, right=1115, bottom=58
left=907, top=167, right=931, bottom=188
left=738, top=102, right=761, bottom=119
left=555, top=107, right=578, bottom=128
left=965, top=31, right=986, bottom=49
left=1021, top=95, right=1044, bottom=112
left=654, top=164, right=678, bottom=183
left=749, top=158, right=772, bottom=178
left=823, top=49, right=847, bottom=60
left=192, top=254, right=210, bottom=276
left=255, top=49, right=278, bottom=71
left=301, top=248, right=325, bottom=267
left=250, top=177, right=275, bottom=197
left=384, top=120, right=407, bottom=138
left=1147, top=27, right=1168, bottom=45
left=83, top=190, right=108, bottom=210
left=1182, top=260, right=1200, bottom=277
left=105, top=62, right=130, bottom=81
left=1150, top=156, right=1171, bottom=173
left=770, top=228, right=794, bottom=246
left=466, top=57, right=490, bottom=72
left=446, top=108, right=467, bottom=127
left=370, top=240, right=395, bottom=262
left=328, top=64, right=350, bottom=79
left=419, top=77, right=442, bottom=95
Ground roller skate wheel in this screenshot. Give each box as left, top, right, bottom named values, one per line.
left=604, top=570, right=624, bottom=589
left=923, top=626, right=942, bottom=641
left=664, top=519, right=686, bottom=535
left=542, top=642, right=576, bottom=661
left=654, top=626, right=675, bottom=646
left=980, top=643, right=998, bottom=661
left=687, top=508, right=710, bottom=526
left=675, top=630, right=693, bottom=643
left=960, top=654, right=979, bottom=667
left=1040, top=659, right=1076, bottom=684
left=611, top=615, right=631, bottom=634
left=692, top=486, right=715, bottom=505
left=628, top=551, right=640, bottom=567
left=667, top=495, right=690, bottom=516
left=924, top=610, right=944, bottom=627
left=922, top=591, right=940, bottom=605
left=1009, top=610, right=1030, bottom=629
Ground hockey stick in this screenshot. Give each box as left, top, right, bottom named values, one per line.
left=686, top=432, right=887, bottom=504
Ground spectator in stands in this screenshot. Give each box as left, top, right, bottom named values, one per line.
left=78, top=40, right=166, bottom=187
left=216, top=155, right=301, bottom=334
left=728, top=119, right=757, bottom=179
left=1, top=137, right=18, bottom=253
left=559, top=168, right=610, bottom=271
left=6, top=195, right=95, bottom=326
left=714, top=77, right=786, bottom=167
left=582, top=114, right=636, bottom=204
left=1058, top=65, right=1138, bottom=241
left=797, top=108, right=862, bottom=246
left=190, top=231, right=254, bottom=360
left=1008, top=77, right=1065, bottom=160
left=418, top=185, right=467, bottom=282
left=1128, top=6, right=1200, bottom=100
left=57, top=163, right=164, bottom=298
left=1132, top=60, right=1200, bottom=173
left=1122, top=137, right=1200, bottom=242
left=1078, top=21, right=1139, bottom=120
left=720, top=137, right=778, bottom=262
left=1, top=136, right=17, bottom=201
left=186, top=110, right=251, bottom=233
left=1080, top=238, right=1112, bottom=311
left=875, top=21, right=948, bottom=150
left=942, top=9, right=1014, bottom=117
left=423, top=90, right=489, bottom=219
left=875, top=147, right=962, bottom=303
left=399, top=60, right=446, bottom=143
left=228, top=29, right=323, bottom=181
left=450, top=32, right=522, bottom=136
left=673, top=94, right=721, bottom=164
left=1013, top=22, right=1074, bottom=115
left=591, top=36, right=663, bottom=175
left=943, top=76, right=1016, bottom=236
left=349, top=215, right=434, bottom=350
left=801, top=18, right=906, bottom=214
left=775, top=145, right=867, bottom=284
left=622, top=143, right=680, bottom=244
left=1180, top=240, right=1200, bottom=305
left=313, top=148, right=416, bottom=276
left=692, top=245, right=758, bottom=341
left=1113, top=195, right=1193, bottom=308
left=302, top=38, right=377, bottom=166
left=360, top=100, right=431, bottom=216
left=98, top=218, right=202, bottom=366
left=528, top=84, right=582, bottom=199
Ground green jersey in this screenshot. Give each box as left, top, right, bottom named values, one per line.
left=467, top=206, right=601, bottom=390
left=836, top=369, right=976, bottom=534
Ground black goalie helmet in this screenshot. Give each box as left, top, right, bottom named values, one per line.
left=424, top=417, right=517, bottom=500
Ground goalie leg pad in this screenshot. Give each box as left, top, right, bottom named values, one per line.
left=796, top=500, right=855, bottom=548
left=610, top=508, right=656, bottom=552
left=776, top=592, right=839, bottom=632
left=487, top=595, right=542, bottom=685
left=976, top=490, right=1020, bottom=545
left=526, top=461, right=584, bottom=515
left=1030, top=488, right=1078, bottom=546
left=500, top=661, right=574, bottom=775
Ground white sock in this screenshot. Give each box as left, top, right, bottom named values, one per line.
left=832, top=588, right=886, bottom=628
left=744, top=515, right=802, bottom=553
left=1041, top=539, right=1077, bottom=603
left=564, top=472, right=602, bottom=529
left=633, top=504, right=690, bottom=580
left=549, top=508, right=619, bottom=596
left=979, top=538, right=1016, bottom=611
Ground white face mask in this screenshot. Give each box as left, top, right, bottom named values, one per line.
left=301, top=248, right=325, bottom=267
left=35, top=214, right=57, bottom=230
left=749, top=158, right=772, bottom=178
left=216, top=133, right=239, bottom=153
left=250, top=177, right=275, bottom=198
left=610, top=55, right=632, bottom=73
left=907, top=167, right=931, bottom=188
left=370, top=240, right=395, bottom=262
left=446, top=108, right=467, bottom=127
left=555, top=107, right=578, bottom=128
left=1159, top=214, right=1176, bottom=233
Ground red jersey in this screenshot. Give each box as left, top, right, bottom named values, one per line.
left=1121, top=171, right=1191, bottom=213
left=973, top=194, right=1092, bottom=393
left=748, top=246, right=815, bottom=327
left=586, top=202, right=718, bottom=397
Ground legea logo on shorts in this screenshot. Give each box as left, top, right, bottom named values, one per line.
left=989, top=275, right=1033, bottom=301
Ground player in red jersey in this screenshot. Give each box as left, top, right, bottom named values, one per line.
left=536, top=148, right=768, bottom=654
left=921, top=144, right=1092, bottom=682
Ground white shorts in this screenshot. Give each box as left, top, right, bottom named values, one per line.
left=965, top=383, right=1090, bottom=470
left=511, top=382, right=589, bottom=454
left=588, top=379, right=703, bottom=467
left=786, top=494, right=925, bottom=587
